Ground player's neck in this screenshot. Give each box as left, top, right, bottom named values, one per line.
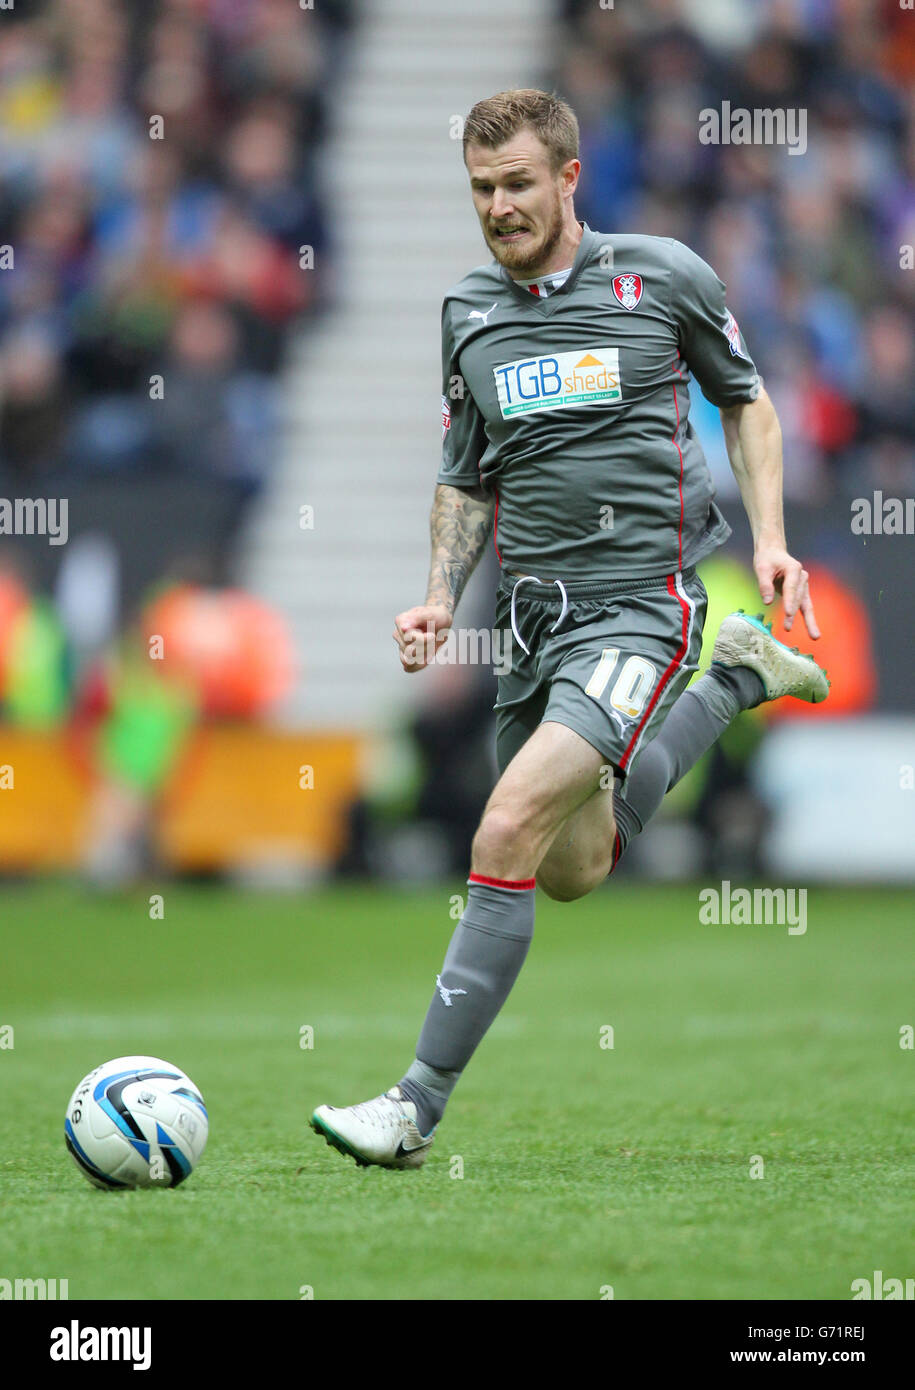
left=507, top=217, right=583, bottom=281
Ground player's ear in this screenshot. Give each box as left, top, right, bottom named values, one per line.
left=560, top=158, right=581, bottom=196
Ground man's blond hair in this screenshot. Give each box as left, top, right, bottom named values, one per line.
left=462, top=89, right=579, bottom=173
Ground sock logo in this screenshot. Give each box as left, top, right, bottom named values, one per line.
left=436, top=975, right=468, bottom=1007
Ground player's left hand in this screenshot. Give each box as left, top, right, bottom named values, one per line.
left=754, top=545, right=820, bottom=639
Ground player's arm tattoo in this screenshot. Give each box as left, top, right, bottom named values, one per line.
left=426, top=482, right=495, bottom=615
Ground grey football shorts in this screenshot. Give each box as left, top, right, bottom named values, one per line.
left=493, top=567, right=708, bottom=778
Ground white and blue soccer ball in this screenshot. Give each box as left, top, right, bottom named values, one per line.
left=64, top=1055, right=208, bottom=1190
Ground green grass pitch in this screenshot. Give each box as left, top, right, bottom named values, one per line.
left=1, top=881, right=912, bottom=1300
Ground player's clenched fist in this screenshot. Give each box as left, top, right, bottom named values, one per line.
left=393, top=604, right=453, bottom=672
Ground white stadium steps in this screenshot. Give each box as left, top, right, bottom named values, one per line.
left=237, top=0, right=552, bottom=727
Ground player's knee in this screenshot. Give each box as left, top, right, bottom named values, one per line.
left=471, top=804, right=537, bottom=875
left=472, top=805, right=525, bottom=861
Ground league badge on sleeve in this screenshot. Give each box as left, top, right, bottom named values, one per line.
left=441, top=395, right=451, bottom=439
left=611, top=273, right=643, bottom=311
left=724, top=309, right=749, bottom=358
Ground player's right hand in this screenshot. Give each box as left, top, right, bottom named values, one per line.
left=393, top=604, right=453, bottom=673
left=754, top=544, right=820, bottom=640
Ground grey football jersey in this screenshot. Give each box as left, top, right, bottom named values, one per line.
left=438, top=224, right=761, bottom=580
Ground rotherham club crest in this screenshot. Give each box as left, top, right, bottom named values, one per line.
left=612, top=273, right=643, bottom=311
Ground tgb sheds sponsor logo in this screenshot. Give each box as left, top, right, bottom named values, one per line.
left=494, top=347, right=622, bottom=418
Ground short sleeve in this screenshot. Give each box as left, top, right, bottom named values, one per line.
left=437, top=297, right=487, bottom=487
left=669, top=240, right=761, bottom=408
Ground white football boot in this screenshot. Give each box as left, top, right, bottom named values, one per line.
left=712, top=611, right=830, bottom=704
left=310, top=1086, right=435, bottom=1170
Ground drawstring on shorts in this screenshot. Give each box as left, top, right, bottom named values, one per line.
left=509, top=576, right=569, bottom=657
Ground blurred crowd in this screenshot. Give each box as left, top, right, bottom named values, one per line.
left=556, top=0, right=915, bottom=505
left=0, top=0, right=353, bottom=506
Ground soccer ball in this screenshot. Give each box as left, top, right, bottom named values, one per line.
left=64, top=1055, right=208, bottom=1190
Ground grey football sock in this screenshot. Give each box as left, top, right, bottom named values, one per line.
left=613, top=664, right=764, bottom=858
left=705, top=661, right=766, bottom=718
left=398, top=1060, right=461, bottom=1137
left=398, top=877, right=535, bottom=1133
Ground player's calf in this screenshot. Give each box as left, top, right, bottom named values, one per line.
left=537, top=792, right=617, bottom=901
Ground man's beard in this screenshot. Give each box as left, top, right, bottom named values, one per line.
left=487, top=192, right=565, bottom=276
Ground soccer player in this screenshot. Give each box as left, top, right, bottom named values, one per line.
left=311, top=89, right=827, bottom=1168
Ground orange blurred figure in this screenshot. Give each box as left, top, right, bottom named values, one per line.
left=0, top=569, right=30, bottom=696
left=142, top=585, right=294, bottom=718
left=766, top=564, right=877, bottom=720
